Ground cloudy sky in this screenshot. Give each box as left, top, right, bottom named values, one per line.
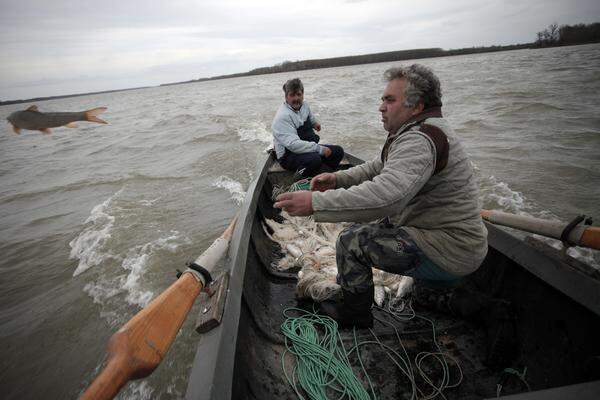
left=1, top=0, right=598, bottom=100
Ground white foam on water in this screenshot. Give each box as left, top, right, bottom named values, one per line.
left=121, top=232, right=187, bottom=307
left=139, top=197, right=160, bottom=206
left=236, top=121, right=272, bottom=145
left=83, top=231, right=190, bottom=310
left=70, top=190, right=121, bottom=277
left=83, top=279, right=123, bottom=305
left=124, top=380, right=154, bottom=400
left=480, top=175, right=526, bottom=213
left=213, top=176, right=246, bottom=205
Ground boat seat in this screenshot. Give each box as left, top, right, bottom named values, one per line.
left=268, top=155, right=353, bottom=173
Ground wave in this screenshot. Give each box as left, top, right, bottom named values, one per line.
left=492, top=101, right=564, bottom=116
left=25, top=212, right=73, bottom=227
left=480, top=175, right=526, bottom=214
left=236, top=121, right=272, bottom=145
left=186, top=133, right=230, bottom=144
left=0, top=173, right=188, bottom=205
left=150, top=113, right=200, bottom=129
left=83, top=231, right=191, bottom=309
left=121, top=232, right=185, bottom=307
left=139, top=197, right=161, bottom=207
left=212, top=176, right=246, bottom=205
left=70, top=190, right=121, bottom=276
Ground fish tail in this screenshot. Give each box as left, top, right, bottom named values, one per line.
left=85, top=107, right=108, bottom=124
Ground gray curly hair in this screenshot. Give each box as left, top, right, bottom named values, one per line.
left=384, top=64, right=442, bottom=108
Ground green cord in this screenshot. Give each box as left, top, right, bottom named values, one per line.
left=282, top=301, right=463, bottom=400
left=281, top=307, right=372, bottom=400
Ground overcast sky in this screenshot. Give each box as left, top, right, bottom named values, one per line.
left=1, top=0, right=599, bottom=100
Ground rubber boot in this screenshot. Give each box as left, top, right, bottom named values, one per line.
left=319, top=286, right=374, bottom=328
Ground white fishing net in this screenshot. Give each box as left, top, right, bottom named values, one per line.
left=262, top=212, right=414, bottom=306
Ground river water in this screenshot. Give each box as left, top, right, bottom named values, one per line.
left=1, top=43, right=599, bottom=399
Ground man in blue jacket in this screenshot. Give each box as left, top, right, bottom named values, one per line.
left=271, top=78, right=344, bottom=177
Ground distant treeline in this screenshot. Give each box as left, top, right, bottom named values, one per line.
left=3, top=22, right=598, bottom=104
left=0, top=86, right=150, bottom=106
left=535, top=22, right=600, bottom=47
left=161, top=44, right=532, bottom=87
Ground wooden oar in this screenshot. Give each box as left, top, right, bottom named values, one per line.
left=80, top=216, right=238, bottom=400
left=481, top=209, right=600, bottom=250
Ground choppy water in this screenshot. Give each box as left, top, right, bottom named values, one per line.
left=1, top=43, right=599, bottom=399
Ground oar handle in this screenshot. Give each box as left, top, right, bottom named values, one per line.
left=80, top=273, right=202, bottom=400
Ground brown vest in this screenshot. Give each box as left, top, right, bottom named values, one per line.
left=381, top=107, right=449, bottom=175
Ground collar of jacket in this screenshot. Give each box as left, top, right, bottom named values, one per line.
left=390, top=106, right=443, bottom=139
left=284, top=101, right=302, bottom=113
left=381, top=106, right=443, bottom=162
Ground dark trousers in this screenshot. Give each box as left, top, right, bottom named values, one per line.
left=279, top=144, right=344, bottom=178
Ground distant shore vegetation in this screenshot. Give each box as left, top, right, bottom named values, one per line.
left=2, top=22, right=599, bottom=105
left=535, top=22, right=600, bottom=47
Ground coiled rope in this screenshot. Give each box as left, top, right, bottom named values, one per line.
left=281, top=307, right=372, bottom=400
left=281, top=298, right=463, bottom=400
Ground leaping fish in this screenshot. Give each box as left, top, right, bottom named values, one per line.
left=6, top=105, right=108, bottom=134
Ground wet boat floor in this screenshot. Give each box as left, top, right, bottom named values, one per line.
left=232, top=210, right=508, bottom=400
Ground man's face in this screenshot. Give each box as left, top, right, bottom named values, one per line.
left=379, top=78, right=422, bottom=134
left=285, top=90, right=304, bottom=111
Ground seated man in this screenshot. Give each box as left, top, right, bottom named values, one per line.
left=271, top=78, right=344, bottom=177
left=275, top=65, right=515, bottom=368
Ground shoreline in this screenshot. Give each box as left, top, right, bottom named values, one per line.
left=2, top=41, right=597, bottom=106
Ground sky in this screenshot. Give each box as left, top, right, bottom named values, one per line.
left=1, top=0, right=599, bottom=100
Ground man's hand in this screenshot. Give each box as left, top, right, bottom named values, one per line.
left=314, top=122, right=321, bottom=132
left=323, top=146, right=332, bottom=158
left=273, top=191, right=313, bottom=216
left=310, top=173, right=336, bottom=192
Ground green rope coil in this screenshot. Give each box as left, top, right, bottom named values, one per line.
left=281, top=307, right=372, bottom=400
left=281, top=300, right=464, bottom=400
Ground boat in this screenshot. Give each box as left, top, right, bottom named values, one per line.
left=182, top=151, right=600, bottom=399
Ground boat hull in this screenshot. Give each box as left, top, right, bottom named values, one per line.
left=185, top=152, right=600, bottom=399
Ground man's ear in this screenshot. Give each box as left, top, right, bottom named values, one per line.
left=412, top=103, right=425, bottom=115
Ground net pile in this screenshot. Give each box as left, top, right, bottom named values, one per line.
left=263, top=212, right=414, bottom=306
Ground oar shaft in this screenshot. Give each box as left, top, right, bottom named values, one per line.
left=81, top=273, right=202, bottom=400
left=481, top=209, right=600, bottom=250
left=81, top=216, right=238, bottom=400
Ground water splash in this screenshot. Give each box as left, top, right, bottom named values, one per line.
left=83, top=232, right=189, bottom=310
left=212, top=176, right=246, bottom=205
left=70, top=190, right=122, bottom=276
left=236, top=121, right=272, bottom=145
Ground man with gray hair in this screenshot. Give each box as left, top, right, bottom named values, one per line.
left=275, top=64, right=515, bottom=367
left=271, top=78, right=344, bottom=177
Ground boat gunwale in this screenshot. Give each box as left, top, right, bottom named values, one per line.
left=184, top=152, right=275, bottom=400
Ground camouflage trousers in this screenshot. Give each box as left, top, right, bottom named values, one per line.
left=335, top=222, right=458, bottom=294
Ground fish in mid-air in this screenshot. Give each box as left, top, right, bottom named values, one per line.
left=6, top=105, right=108, bottom=134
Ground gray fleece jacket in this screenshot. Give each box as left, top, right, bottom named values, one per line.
left=271, top=102, right=326, bottom=159
left=312, top=111, right=487, bottom=276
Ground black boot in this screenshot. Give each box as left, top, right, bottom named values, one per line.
left=319, top=286, right=374, bottom=329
